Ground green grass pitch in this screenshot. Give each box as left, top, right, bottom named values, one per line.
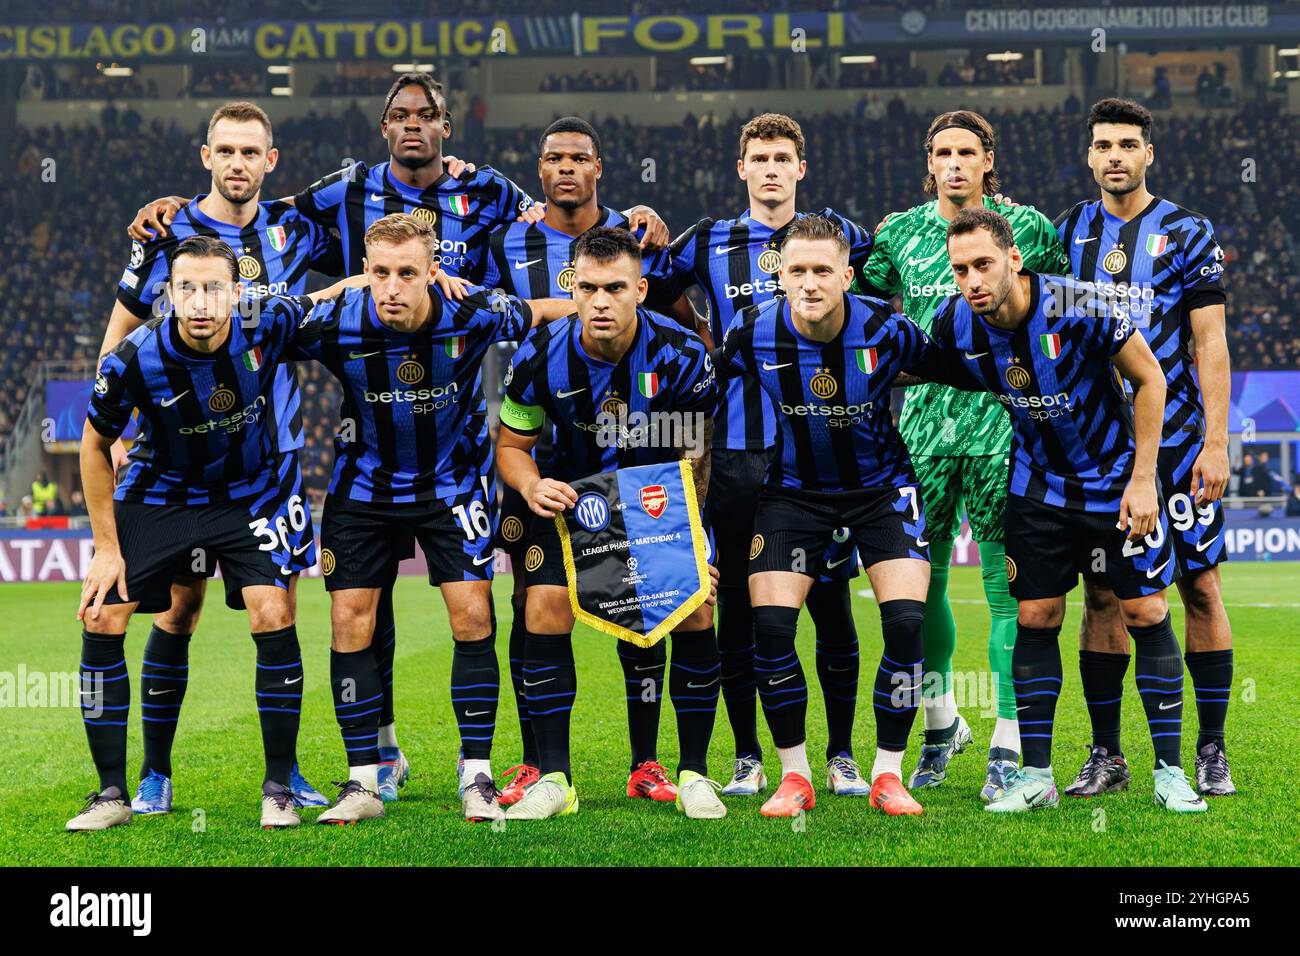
left=2, top=564, right=1296, bottom=866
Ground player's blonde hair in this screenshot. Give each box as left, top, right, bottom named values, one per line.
left=781, top=214, right=849, bottom=259
left=364, top=213, right=437, bottom=263
left=207, top=101, right=273, bottom=148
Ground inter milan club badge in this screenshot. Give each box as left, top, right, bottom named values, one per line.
left=411, top=206, right=436, bottom=225
left=757, top=245, right=782, bottom=274
left=208, top=386, right=236, bottom=412
left=1102, top=246, right=1127, bottom=274
left=396, top=356, right=424, bottom=384
left=1005, top=363, right=1031, bottom=390
left=810, top=368, right=838, bottom=399
left=600, top=391, right=626, bottom=417
left=237, top=255, right=261, bottom=280
left=557, top=261, right=576, bottom=293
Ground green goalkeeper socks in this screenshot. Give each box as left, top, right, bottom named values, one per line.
left=978, top=541, right=1019, bottom=720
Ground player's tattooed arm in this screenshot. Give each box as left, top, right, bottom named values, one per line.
left=77, top=421, right=128, bottom=622
left=127, top=196, right=190, bottom=241
left=1189, top=302, right=1230, bottom=503
left=681, top=415, right=713, bottom=507
left=1111, top=333, right=1167, bottom=541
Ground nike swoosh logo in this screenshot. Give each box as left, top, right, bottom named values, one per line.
left=513, top=258, right=541, bottom=270
left=472, top=554, right=494, bottom=566
left=1002, top=644, right=1015, bottom=652
left=1195, top=533, right=1220, bottom=553
left=687, top=678, right=720, bottom=689
left=762, top=362, right=791, bottom=371
left=160, top=390, right=189, bottom=408
left=147, top=688, right=176, bottom=696
left=1016, top=704, right=1030, bottom=711
left=1158, top=700, right=1180, bottom=710
left=768, top=674, right=796, bottom=686
left=1074, top=236, right=1098, bottom=245
left=827, top=665, right=854, bottom=673
left=464, top=710, right=490, bottom=717
left=909, top=250, right=946, bottom=269
left=1146, top=559, right=1171, bottom=579
left=825, top=556, right=853, bottom=569
left=523, top=678, right=555, bottom=687
left=964, top=351, right=989, bottom=360
left=633, top=664, right=660, bottom=672
left=556, top=388, right=586, bottom=398
left=284, top=675, right=302, bottom=685
left=280, top=566, right=293, bottom=575
left=370, top=193, right=386, bottom=202
left=714, top=245, right=742, bottom=255
left=915, top=538, right=929, bottom=548
left=292, top=542, right=312, bottom=556
left=349, top=351, right=381, bottom=359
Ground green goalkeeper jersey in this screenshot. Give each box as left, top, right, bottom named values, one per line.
left=859, top=195, right=1069, bottom=458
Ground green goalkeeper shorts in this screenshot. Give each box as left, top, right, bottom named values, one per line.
left=913, top=453, right=1009, bottom=544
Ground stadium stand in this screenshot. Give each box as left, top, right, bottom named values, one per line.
left=2, top=98, right=1296, bottom=497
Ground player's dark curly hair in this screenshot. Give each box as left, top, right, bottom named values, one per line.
left=380, top=72, right=451, bottom=127
left=573, top=225, right=641, bottom=267
left=1088, top=97, right=1153, bottom=144
left=540, top=116, right=601, bottom=158
left=169, top=235, right=238, bottom=281
left=923, top=110, right=1000, bottom=197
left=946, top=207, right=1014, bottom=250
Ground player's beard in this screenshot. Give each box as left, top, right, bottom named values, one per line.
left=1096, top=165, right=1144, bottom=196
left=214, top=176, right=261, bottom=205
left=971, top=265, right=1015, bottom=317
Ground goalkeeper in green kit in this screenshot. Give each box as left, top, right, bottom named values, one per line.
left=856, top=110, right=1069, bottom=801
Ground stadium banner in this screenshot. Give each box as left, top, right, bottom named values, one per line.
left=6, top=7, right=1292, bottom=61
left=0, top=17, right=571, bottom=61
left=554, top=460, right=710, bottom=648
left=44, top=379, right=136, bottom=444
left=1229, top=370, right=1300, bottom=433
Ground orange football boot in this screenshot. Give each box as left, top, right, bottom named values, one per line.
left=628, top=760, right=678, bottom=801
left=869, top=773, right=923, bottom=816
left=499, top=764, right=540, bottom=806
left=760, top=772, right=816, bottom=817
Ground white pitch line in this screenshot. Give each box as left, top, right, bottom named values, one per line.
left=854, top=589, right=1300, bottom=609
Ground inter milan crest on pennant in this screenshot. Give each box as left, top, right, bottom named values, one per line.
left=554, top=460, right=710, bottom=647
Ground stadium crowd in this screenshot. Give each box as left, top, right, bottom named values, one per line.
left=2, top=98, right=1296, bottom=495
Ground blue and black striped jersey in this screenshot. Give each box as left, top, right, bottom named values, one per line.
left=294, top=160, right=534, bottom=282
left=500, top=308, right=716, bottom=484
left=89, top=296, right=308, bottom=505
left=662, top=208, right=873, bottom=452
left=1056, top=196, right=1226, bottom=448
left=115, top=197, right=341, bottom=454
left=291, top=284, right=533, bottom=504
left=929, top=273, right=1138, bottom=512
left=716, top=293, right=934, bottom=493
left=481, top=206, right=672, bottom=298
